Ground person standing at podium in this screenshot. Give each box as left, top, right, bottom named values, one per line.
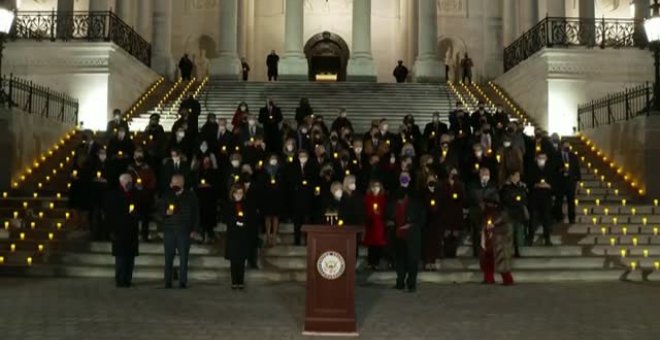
left=225, top=184, right=252, bottom=289
left=389, top=172, right=426, bottom=292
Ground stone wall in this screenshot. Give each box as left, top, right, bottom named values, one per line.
left=0, top=107, right=74, bottom=190
left=495, top=48, right=653, bottom=135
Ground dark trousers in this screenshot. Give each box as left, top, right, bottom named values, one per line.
left=163, top=231, right=191, bottom=287
left=553, top=182, right=576, bottom=223
left=91, top=206, right=107, bottom=241
left=530, top=197, right=553, bottom=244
left=394, top=238, right=418, bottom=289
left=367, top=246, right=383, bottom=267
left=293, top=214, right=310, bottom=245
left=468, top=211, right=482, bottom=258
left=268, top=69, right=277, bottom=81
left=242, top=72, right=249, bottom=81
left=230, top=259, right=246, bottom=285
left=115, top=256, right=135, bottom=287
left=463, top=70, right=472, bottom=84
left=139, top=212, right=151, bottom=241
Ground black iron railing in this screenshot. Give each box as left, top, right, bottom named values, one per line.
left=577, top=83, right=652, bottom=130
left=504, top=17, right=644, bottom=71
left=1, top=74, right=79, bottom=124
left=9, top=10, right=151, bottom=67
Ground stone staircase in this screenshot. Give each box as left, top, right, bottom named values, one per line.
left=130, top=80, right=455, bottom=133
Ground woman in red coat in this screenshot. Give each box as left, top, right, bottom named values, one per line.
left=437, top=167, right=465, bottom=258
left=363, top=180, right=388, bottom=270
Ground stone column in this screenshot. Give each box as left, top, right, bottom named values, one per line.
left=137, top=0, right=153, bottom=42
left=579, top=0, right=596, bottom=46
left=152, top=0, right=174, bottom=78
left=56, top=0, right=74, bottom=40
left=279, top=0, right=307, bottom=80
left=89, top=0, right=115, bottom=12
left=413, top=0, right=443, bottom=82
left=347, top=0, right=376, bottom=81
left=210, top=0, right=241, bottom=79
left=502, top=0, right=518, bottom=47
left=633, top=0, right=649, bottom=47
left=116, top=0, right=136, bottom=27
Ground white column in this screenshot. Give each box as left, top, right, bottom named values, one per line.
left=579, top=0, right=595, bottom=45
left=347, top=0, right=376, bottom=81
left=116, top=0, right=136, bottom=27
left=579, top=0, right=595, bottom=18
left=502, top=0, right=518, bottom=47
left=57, top=0, right=74, bottom=39
left=89, top=0, right=115, bottom=12
left=151, top=0, right=174, bottom=79
left=210, top=0, right=241, bottom=79
left=137, top=0, right=153, bottom=42
left=279, top=0, right=307, bottom=80
left=413, top=0, right=443, bottom=82
left=545, top=0, right=565, bottom=17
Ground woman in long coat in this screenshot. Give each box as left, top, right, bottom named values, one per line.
left=104, top=175, right=139, bottom=288
left=225, top=184, right=253, bottom=289
left=437, top=167, right=465, bottom=258
left=422, top=174, right=442, bottom=270
left=260, top=154, right=285, bottom=246
left=480, top=199, right=514, bottom=285
left=363, top=180, right=388, bottom=269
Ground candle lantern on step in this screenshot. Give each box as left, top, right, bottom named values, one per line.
left=325, top=211, right=339, bottom=226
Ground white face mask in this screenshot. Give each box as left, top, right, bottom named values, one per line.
left=240, top=106, right=247, bottom=111
left=177, top=131, right=185, bottom=139
left=348, top=183, right=356, bottom=191
left=234, top=193, right=244, bottom=201
left=248, top=119, right=256, bottom=126
left=354, top=147, right=362, bottom=154
left=475, top=150, right=483, bottom=158
left=537, top=159, right=547, bottom=167
left=481, top=176, right=490, bottom=184
left=99, top=154, right=107, bottom=162
left=373, top=186, right=381, bottom=194
left=333, top=191, right=343, bottom=200
left=269, top=159, right=278, bottom=166
left=200, top=144, right=208, bottom=153
left=219, top=125, right=227, bottom=132
left=380, top=125, right=389, bottom=133
left=117, top=131, right=126, bottom=139
left=285, top=144, right=294, bottom=152
left=301, top=128, right=308, bottom=134
left=172, top=156, right=180, bottom=163
left=299, top=157, right=308, bottom=164
left=503, top=141, right=512, bottom=148
left=231, top=160, right=240, bottom=168
left=428, top=186, right=435, bottom=193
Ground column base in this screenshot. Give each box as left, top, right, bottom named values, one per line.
left=210, top=54, right=241, bottom=80
left=151, top=54, right=174, bottom=80
left=413, top=57, right=445, bottom=83
left=347, top=57, right=377, bottom=82
left=279, top=55, right=308, bottom=81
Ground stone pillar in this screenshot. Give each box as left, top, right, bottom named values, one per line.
left=89, top=0, right=115, bottom=12
left=521, top=0, right=538, bottom=32
left=210, top=0, right=241, bottom=79
left=279, top=0, right=307, bottom=80
left=116, top=0, right=136, bottom=27
left=137, top=0, right=153, bottom=42
left=502, top=0, right=518, bottom=47
left=56, top=0, right=74, bottom=39
left=347, top=0, right=376, bottom=82
left=152, top=0, right=174, bottom=78
left=579, top=0, right=596, bottom=46
left=413, top=0, right=443, bottom=82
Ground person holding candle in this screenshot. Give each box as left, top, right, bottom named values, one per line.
left=363, top=180, right=388, bottom=270
left=552, top=139, right=581, bottom=224
left=437, top=167, right=465, bottom=258
left=497, top=135, right=524, bottom=187
left=285, top=149, right=318, bottom=245
left=107, top=126, right=135, bottom=179
left=422, top=173, right=442, bottom=270
left=467, top=167, right=499, bottom=257
left=339, top=175, right=365, bottom=228
left=144, top=113, right=167, bottom=172
left=260, top=154, right=284, bottom=246
left=128, top=147, right=157, bottom=242
left=500, top=170, right=529, bottom=257
left=225, top=184, right=252, bottom=289
left=193, top=146, right=219, bottom=244
left=105, top=173, right=139, bottom=288
left=89, top=147, right=110, bottom=241
left=526, top=152, right=556, bottom=246
left=160, top=148, right=191, bottom=195
left=479, top=196, right=515, bottom=285
left=159, top=174, right=200, bottom=289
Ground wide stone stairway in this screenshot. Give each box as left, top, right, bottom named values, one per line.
left=131, top=80, right=454, bottom=133
left=2, top=79, right=659, bottom=284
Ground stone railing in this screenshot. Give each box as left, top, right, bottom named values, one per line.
left=9, top=10, right=151, bottom=67
left=577, top=83, right=652, bottom=130
left=504, top=17, right=644, bottom=71
left=1, top=74, right=79, bottom=124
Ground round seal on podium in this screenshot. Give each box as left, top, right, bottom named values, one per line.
left=316, top=251, right=346, bottom=280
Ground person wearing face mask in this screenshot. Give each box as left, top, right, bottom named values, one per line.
left=160, top=148, right=191, bottom=195
left=294, top=97, right=314, bottom=126
left=200, top=113, right=219, bottom=148
left=225, top=184, right=253, bottom=289
left=465, top=143, right=497, bottom=186
left=492, top=105, right=510, bottom=142
left=479, top=197, right=515, bottom=285
left=242, top=136, right=267, bottom=170
left=470, top=102, right=488, bottom=132
left=68, top=132, right=100, bottom=231
left=144, top=114, right=167, bottom=170
left=438, top=167, right=465, bottom=258
left=423, top=112, right=448, bottom=153
left=168, top=127, right=193, bottom=161
left=107, top=127, right=135, bottom=161
left=294, top=124, right=312, bottom=153
left=526, top=153, right=555, bottom=246
left=231, top=101, right=250, bottom=134
left=179, top=92, right=201, bottom=140
left=239, top=113, right=264, bottom=146
left=127, top=148, right=157, bottom=242
left=500, top=170, right=529, bottom=257
left=259, top=98, right=284, bottom=153
left=106, top=108, right=129, bottom=137
left=105, top=173, right=139, bottom=287
left=378, top=119, right=393, bottom=145
left=159, top=174, right=200, bottom=289
left=467, top=167, right=499, bottom=258
left=338, top=175, right=365, bottom=227
left=331, top=108, right=353, bottom=133
left=89, top=148, right=111, bottom=241
left=215, top=118, right=234, bottom=163
left=422, top=174, right=442, bottom=270
left=323, top=182, right=344, bottom=219
left=552, top=140, right=581, bottom=224
left=497, top=136, right=524, bottom=187
left=285, top=150, right=318, bottom=245
left=259, top=155, right=284, bottom=246
left=388, top=172, right=426, bottom=292
left=363, top=180, right=388, bottom=270
left=193, top=147, right=219, bottom=244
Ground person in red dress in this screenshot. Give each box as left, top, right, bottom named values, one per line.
left=363, top=180, right=388, bottom=270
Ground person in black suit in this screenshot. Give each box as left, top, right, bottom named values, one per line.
left=106, top=127, right=135, bottom=184
left=225, top=184, right=252, bottom=289
left=168, top=127, right=194, bottom=160
left=144, top=114, right=167, bottom=171
left=553, top=140, right=581, bottom=224
left=526, top=152, right=556, bottom=246
left=180, top=92, right=201, bottom=141
left=258, top=98, right=284, bottom=153
left=200, top=113, right=219, bottom=148
left=285, top=150, right=319, bottom=245
left=106, top=109, right=130, bottom=136
left=295, top=97, right=314, bottom=126
left=159, top=148, right=191, bottom=194
left=178, top=54, right=194, bottom=80
left=105, top=173, right=139, bottom=288
left=423, top=112, right=448, bottom=153
left=239, top=114, right=264, bottom=146
left=241, top=57, right=250, bottom=81
left=266, top=50, right=279, bottom=81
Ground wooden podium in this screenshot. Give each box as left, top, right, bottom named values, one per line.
left=302, top=224, right=363, bottom=337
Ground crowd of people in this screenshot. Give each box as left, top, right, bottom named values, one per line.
left=67, top=94, right=581, bottom=291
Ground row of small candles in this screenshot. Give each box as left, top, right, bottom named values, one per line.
left=122, top=77, right=165, bottom=121
left=154, top=78, right=183, bottom=112
left=446, top=81, right=474, bottom=112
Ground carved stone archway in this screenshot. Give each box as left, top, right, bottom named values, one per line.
left=303, top=31, right=350, bottom=81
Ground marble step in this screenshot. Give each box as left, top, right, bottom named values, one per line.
left=569, top=225, right=660, bottom=235
left=578, top=235, right=660, bottom=246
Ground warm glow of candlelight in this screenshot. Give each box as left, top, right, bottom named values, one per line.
left=26, top=257, right=32, bottom=266
left=610, top=237, right=616, bottom=246
left=430, top=199, right=436, bottom=207
left=601, top=227, right=607, bottom=235
left=644, top=249, right=649, bottom=257
left=452, top=193, right=458, bottom=200
left=620, top=249, right=626, bottom=258
left=129, top=204, right=135, bottom=213
left=19, top=232, right=25, bottom=240
left=38, top=244, right=44, bottom=252
left=10, top=244, right=16, bottom=252
left=48, top=233, right=54, bottom=240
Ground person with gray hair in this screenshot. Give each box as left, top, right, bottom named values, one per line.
left=104, top=173, right=139, bottom=288
left=159, top=174, right=200, bottom=289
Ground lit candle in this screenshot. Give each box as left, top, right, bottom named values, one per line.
left=622, top=227, right=628, bottom=235
left=632, top=237, right=638, bottom=246
left=583, top=208, right=588, bottom=216
left=496, top=155, right=501, bottom=163
left=19, top=232, right=25, bottom=240
left=474, top=163, right=480, bottom=170
left=271, top=178, right=276, bottom=185
left=22, top=201, right=28, bottom=209
left=654, top=199, right=659, bottom=207
left=345, top=170, right=350, bottom=176
left=631, top=208, right=637, bottom=216
left=48, top=233, right=54, bottom=240
left=13, top=211, right=18, bottom=219
left=592, top=217, right=597, bottom=225
left=620, top=249, right=627, bottom=258
left=234, top=175, right=239, bottom=182
left=38, top=244, right=44, bottom=252
left=644, top=249, right=650, bottom=257
left=610, top=237, right=616, bottom=246
left=288, top=156, right=293, bottom=163
left=595, top=199, right=600, bottom=206
left=56, top=222, right=62, bottom=230
left=612, top=217, right=618, bottom=225
left=430, top=199, right=436, bottom=207
left=238, top=211, right=244, bottom=217
left=333, top=152, right=338, bottom=159
left=129, top=204, right=135, bottom=213
left=452, top=193, right=458, bottom=200
left=118, top=151, right=123, bottom=157
left=373, top=203, right=379, bottom=211
left=622, top=199, right=627, bottom=207
left=314, top=186, right=320, bottom=195
left=65, top=212, right=70, bottom=219
left=630, top=261, right=637, bottom=271
left=575, top=199, right=579, bottom=206
left=655, top=262, right=660, bottom=271
left=10, top=243, right=15, bottom=252
left=136, top=178, right=142, bottom=185
left=168, top=204, right=175, bottom=212
left=643, top=217, right=648, bottom=226
left=1, top=192, right=6, bottom=198
left=604, top=208, right=609, bottom=216
left=97, top=171, right=101, bottom=179
left=338, top=219, right=344, bottom=227
left=0, top=256, right=3, bottom=264
left=72, top=170, right=78, bottom=177
left=30, top=222, right=35, bottom=229
left=302, top=180, right=308, bottom=186
left=586, top=189, right=591, bottom=196
left=516, top=195, right=521, bottom=202
left=601, top=227, right=607, bottom=235
left=56, top=193, right=62, bottom=199
left=654, top=227, right=659, bottom=236
left=38, top=212, right=43, bottom=219
left=3, top=221, right=8, bottom=229
left=200, top=178, right=206, bottom=185
left=258, top=160, right=263, bottom=168
left=442, top=150, right=448, bottom=158
left=26, top=257, right=32, bottom=266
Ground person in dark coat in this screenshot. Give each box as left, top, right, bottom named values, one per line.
left=258, top=98, right=284, bottom=153
left=239, top=114, right=264, bottom=147
left=467, top=167, right=499, bottom=257
left=88, top=147, right=110, bottom=241
left=200, top=113, right=219, bottom=148
left=437, top=167, right=465, bottom=258
left=526, top=152, right=556, bottom=246
left=179, top=54, right=194, bottom=81
left=461, top=53, right=474, bottom=84
left=160, top=148, right=191, bottom=194
left=500, top=170, right=529, bottom=257
left=260, top=154, right=285, bottom=246
left=285, top=150, right=318, bottom=245
left=193, top=147, right=220, bottom=243
left=68, top=132, right=99, bottom=230
left=423, top=112, right=448, bottom=153
left=266, top=50, right=279, bottom=81
left=339, top=175, right=365, bottom=226
left=422, top=175, right=441, bottom=270
left=553, top=139, right=581, bottom=224
left=295, top=97, right=314, bottom=126
left=106, top=109, right=130, bottom=137
left=331, top=108, right=353, bottom=133
left=128, top=148, right=157, bottom=242
left=180, top=92, right=201, bottom=140
left=225, top=184, right=252, bottom=289
left=242, top=173, right=261, bottom=269
left=158, top=174, right=200, bottom=289
left=105, top=173, right=139, bottom=288
left=388, top=172, right=426, bottom=292
left=480, top=198, right=514, bottom=285
left=393, top=60, right=409, bottom=83
left=144, top=114, right=167, bottom=172
left=241, top=57, right=250, bottom=81
left=231, top=102, right=250, bottom=134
